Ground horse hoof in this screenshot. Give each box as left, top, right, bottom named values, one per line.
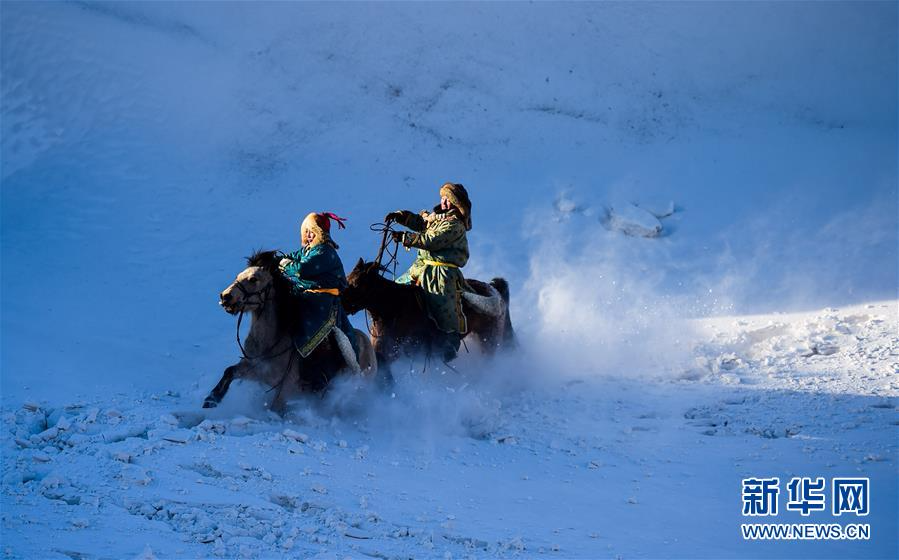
left=202, top=398, right=218, bottom=409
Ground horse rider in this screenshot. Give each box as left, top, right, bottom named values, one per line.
left=385, top=182, right=472, bottom=362
left=279, top=212, right=357, bottom=365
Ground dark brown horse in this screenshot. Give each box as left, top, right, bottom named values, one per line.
left=203, top=250, right=376, bottom=412
left=341, top=259, right=515, bottom=373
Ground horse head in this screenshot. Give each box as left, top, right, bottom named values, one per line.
left=342, top=258, right=387, bottom=315
left=219, top=250, right=282, bottom=315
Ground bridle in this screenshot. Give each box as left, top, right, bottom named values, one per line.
left=230, top=276, right=292, bottom=362
left=232, top=277, right=272, bottom=310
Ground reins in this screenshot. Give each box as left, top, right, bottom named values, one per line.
left=264, top=348, right=295, bottom=404
left=369, top=220, right=400, bottom=279
left=235, top=309, right=293, bottom=361
left=360, top=220, right=402, bottom=341
left=232, top=279, right=292, bottom=362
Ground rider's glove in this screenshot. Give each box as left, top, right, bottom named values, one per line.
left=384, top=210, right=414, bottom=226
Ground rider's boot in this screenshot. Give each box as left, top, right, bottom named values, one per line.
left=440, top=331, right=462, bottom=363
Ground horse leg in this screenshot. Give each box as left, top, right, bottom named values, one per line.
left=478, top=319, right=501, bottom=356
left=492, top=277, right=517, bottom=350
left=372, top=334, right=399, bottom=390
left=353, top=328, right=377, bottom=375
left=203, top=363, right=241, bottom=408
left=268, top=382, right=291, bottom=415
left=266, top=353, right=298, bottom=415
left=467, top=306, right=513, bottom=356
left=374, top=350, right=395, bottom=390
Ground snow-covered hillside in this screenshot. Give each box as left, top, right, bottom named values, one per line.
left=3, top=301, right=896, bottom=559
left=1, top=1, right=896, bottom=558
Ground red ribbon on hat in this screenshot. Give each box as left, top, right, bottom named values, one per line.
left=320, top=212, right=347, bottom=231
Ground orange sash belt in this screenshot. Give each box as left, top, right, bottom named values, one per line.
left=305, top=288, right=340, bottom=296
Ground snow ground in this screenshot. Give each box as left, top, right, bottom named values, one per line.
left=2, top=301, right=896, bottom=559
left=1, top=1, right=897, bottom=558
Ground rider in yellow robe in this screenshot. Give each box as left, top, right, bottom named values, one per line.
left=386, top=182, right=472, bottom=362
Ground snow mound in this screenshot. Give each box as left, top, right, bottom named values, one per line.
left=689, top=301, right=898, bottom=388
left=601, top=203, right=663, bottom=238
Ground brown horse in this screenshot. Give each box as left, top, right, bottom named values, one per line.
left=203, top=250, right=376, bottom=412
left=341, top=259, right=515, bottom=373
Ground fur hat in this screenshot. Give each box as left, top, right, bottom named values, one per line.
left=439, top=182, right=472, bottom=230
left=301, top=212, right=346, bottom=248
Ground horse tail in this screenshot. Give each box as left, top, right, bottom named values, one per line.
left=490, top=277, right=509, bottom=302
left=489, top=277, right=517, bottom=349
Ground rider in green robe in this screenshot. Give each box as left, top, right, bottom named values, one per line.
left=280, top=212, right=356, bottom=359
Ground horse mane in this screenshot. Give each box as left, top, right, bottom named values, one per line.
left=353, top=260, right=423, bottom=316
left=246, top=249, right=303, bottom=333
left=247, top=249, right=279, bottom=270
